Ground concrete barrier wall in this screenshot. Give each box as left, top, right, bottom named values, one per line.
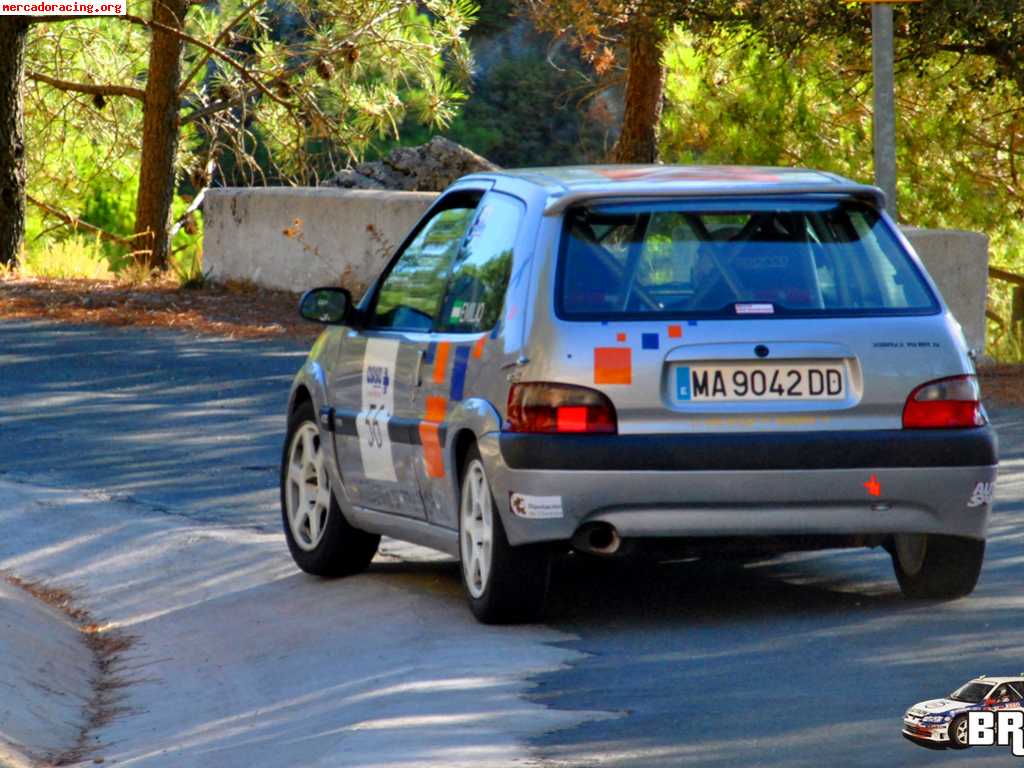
left=203, top=188, right=438, bottom=297
left=203, top=188, right=989, bottom=352
left=902, top=228, right=988, bottom=353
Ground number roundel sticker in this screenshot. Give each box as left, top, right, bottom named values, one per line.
left=357, top=338, right=399, bottom=481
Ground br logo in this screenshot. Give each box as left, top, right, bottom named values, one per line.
left=969, top=712, right=1024, bottom=755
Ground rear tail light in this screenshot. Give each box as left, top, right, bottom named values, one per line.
left=505, top=382, right=617, bottom=434
left=902, top=375, right=985, bottom=429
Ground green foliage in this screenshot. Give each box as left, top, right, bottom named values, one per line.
left=375, top=51, right=611, bottom=166
left=660, top=26, right=1024, bottom=359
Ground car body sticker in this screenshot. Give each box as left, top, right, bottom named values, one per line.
left=668, top=324, right=682, bottom=339
left=419, top=395, right=447, bottom=478
left=968, top=481, right=996, bottom=507
left=510, top=493, right=564, bottom=519
left=594, top=347, right=632, bottom=385
left=642, top=332, right=659, bottom=350
left=472, top=336, right=487, bottom=359
left=356, top=337, right=399, bottom=482
left=432, top=341, right=451, bottom=384
left=450, top=345, right=471, bottom=402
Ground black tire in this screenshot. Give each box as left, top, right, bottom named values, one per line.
left=280, top=401, right=380, bottom=577
left=459, top=445, right=550, bottom=624
left=947, top=714, right=970, bottom=749
left=891, top=534, right=985, bottom=600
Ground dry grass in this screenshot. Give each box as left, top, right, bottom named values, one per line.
left=3, top=573, right=136, bottom=765
left=0, top=274, right=320, bottom=342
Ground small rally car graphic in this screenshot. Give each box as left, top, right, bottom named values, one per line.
left=903, top=676, right=1024, bottom=749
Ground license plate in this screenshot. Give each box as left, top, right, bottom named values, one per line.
left=674, top=363, right=846, bottom=402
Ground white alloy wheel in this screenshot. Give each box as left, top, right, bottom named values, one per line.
left=894, top=533, right=928, bottom=577
left=285, top=422, right=331, bottom=551
left=954, top=716, right=969, bottom=745
left=460, top=459, right=494, bottom=599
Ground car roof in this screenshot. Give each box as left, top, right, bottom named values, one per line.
left=460, top=164, right=886, bottom=214
left=967, top=677, right=1023, bottom=686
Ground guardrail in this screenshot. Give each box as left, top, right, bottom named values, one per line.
left=987, top=266, right=1024, bottom=338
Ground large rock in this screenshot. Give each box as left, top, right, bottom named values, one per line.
left=325, top=137, right=498, bottom=192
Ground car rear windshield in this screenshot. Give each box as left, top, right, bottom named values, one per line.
left=556, top=197, right=938, bottom=319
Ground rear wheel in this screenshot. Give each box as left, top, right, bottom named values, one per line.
left=891, top=533, right=984, bottom=600
left=459, top=446, right=550, bottom=624
left=281, top=401, right=380, bottom=576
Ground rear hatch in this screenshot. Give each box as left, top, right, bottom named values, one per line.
left=543, top=195, right=967, bottom=433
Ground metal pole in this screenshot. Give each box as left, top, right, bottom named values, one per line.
left=871, top=3, right=898, bottom=219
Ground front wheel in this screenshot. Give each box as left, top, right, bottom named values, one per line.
left=947, top=714, right=971, bottom=749
left=891, top=534, right=984, bottom=600
left=459, top=446, right=550, bottom=624
left=280, top=401, right=380, bottom=577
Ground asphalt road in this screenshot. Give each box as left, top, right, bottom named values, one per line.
left=2, top=318, right=1023, bottom=766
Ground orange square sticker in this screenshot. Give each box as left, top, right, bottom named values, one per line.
left=594, top=347, right=632, bottom=385
left=667, top=325, right=682, bottom=339
left=616, top=332, right=627, bottom=343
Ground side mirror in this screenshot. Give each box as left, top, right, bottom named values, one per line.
left=299, top=287, right=352, bottom=325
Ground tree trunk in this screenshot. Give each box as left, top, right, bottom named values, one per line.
left=611, top=14, right=667, bottom=164
left=133, top=0, right=188, bottom=269
left=0, top=18, right=28, bottom=267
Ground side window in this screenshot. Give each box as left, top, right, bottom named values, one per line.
left=371, top=203, right=479, bottom=331
left=435, top=194, right=523, bottom=334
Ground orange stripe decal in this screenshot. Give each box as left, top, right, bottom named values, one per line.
left=420, top=395, right=448, bottom=478
left=594, top=347, right=632, bottom=385
left=472, top=336, right=487, bottom=359
left=424, top=395, right=447, bottom=422
left=432, top=341, right=451, bottom=383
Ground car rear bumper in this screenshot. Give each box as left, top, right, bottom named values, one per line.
left=498, top=427, right=997, bottom=471
left=481, top=428, right=998, bottom=547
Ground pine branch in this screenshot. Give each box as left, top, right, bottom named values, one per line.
left=25, top=195, right=141, bottom=247
left=176, top=0, right=264, bottom=97
left=121, top=12, right=293, bottom=109
left=26, top=70, right=146, bottom=100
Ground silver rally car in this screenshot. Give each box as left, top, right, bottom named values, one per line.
left=281, top=165, right=999, bottom=623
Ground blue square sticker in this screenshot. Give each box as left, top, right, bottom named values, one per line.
left=675, top=366, right=691, bottom=401
left=642, top=333, right=659, bottom=350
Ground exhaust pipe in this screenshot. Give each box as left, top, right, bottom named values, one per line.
left=573, top=523, right=621, bottom=556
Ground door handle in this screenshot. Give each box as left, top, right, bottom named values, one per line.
left=413, top=349, right=424, bottom=387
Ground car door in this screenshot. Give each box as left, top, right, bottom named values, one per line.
left=328, top=192, right=482, bottom=518
left=415, top=191, right=525, bottom=526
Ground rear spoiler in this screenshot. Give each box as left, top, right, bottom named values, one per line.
left=543, top=182, right=886, bottom=216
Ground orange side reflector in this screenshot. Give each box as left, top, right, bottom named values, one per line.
left=864, top=474, right=881, bottom=497
left=594, top=347, right=632, bottom=385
